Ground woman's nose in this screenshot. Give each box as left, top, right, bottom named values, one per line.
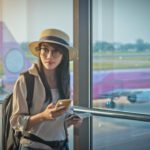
left=46, top=50, right=52, bottom=58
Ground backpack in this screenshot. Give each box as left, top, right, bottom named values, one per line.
left=2, top=71, right=34, bottom=150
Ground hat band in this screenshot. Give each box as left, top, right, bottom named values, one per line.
left=40, top=36, right=69, bottom=46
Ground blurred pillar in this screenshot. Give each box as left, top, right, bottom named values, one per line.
left=73, top=0, right=92, bottom=149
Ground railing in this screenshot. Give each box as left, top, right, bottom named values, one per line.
left=73, top=106, right=150, bottom=122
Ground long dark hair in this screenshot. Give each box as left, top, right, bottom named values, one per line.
left=37, top=44, right=70, bottom=102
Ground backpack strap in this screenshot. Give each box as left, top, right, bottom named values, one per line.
left=23, top=132, right=67, bottom=149
left=21, top=71, right=35, bottom=113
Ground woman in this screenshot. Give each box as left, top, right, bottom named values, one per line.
left=10, top=29, right=82, bottom=150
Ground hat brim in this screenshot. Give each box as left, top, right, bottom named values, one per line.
left=29, top=40, right=76, bottom=60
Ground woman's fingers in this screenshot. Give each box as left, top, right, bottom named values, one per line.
left=67, top=115, right=83, bottom=127
left=50, top=106, right=67, bottom=118
left=47, top=103, right=55, bottom=108
left=55, top=105, right=66, bottom=111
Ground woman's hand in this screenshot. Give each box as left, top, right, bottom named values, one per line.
left=41, top=103, right=67, bottom=120
left=65, top=114, right=83, bottom=128
left=27, top=103, right=67, bottom=129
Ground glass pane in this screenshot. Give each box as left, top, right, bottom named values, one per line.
left=92, top=0, right=150, bottom=114
left=0, top=0, right=74, bottom=149
left=0, top=0, right=73, bottom=100
left=93, top=115, right=150, bottom=150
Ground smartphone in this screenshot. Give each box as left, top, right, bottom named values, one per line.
left=56, top=99, right=71, bottom=108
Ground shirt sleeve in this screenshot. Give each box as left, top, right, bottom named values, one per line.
left=10, top=75, right=30, bottom=132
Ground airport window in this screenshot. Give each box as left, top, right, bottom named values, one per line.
left=92, top=116, right=150, bottom=150
left=73, top=0, right=150, bottom=150
left=0, top=0, right=74, bottom=149
left=92, top=0, right=150, bottom=114
left=0, top=0, right=73, bottom=100
left=1, top=0, right=150, bottom=150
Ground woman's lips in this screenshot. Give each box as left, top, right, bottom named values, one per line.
left=45, top=61, right=55, bottom=64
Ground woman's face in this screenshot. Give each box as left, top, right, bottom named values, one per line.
left=39, top=43, right=63, bottom=70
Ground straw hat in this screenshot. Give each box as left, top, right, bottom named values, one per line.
left=29, top=28, right=76, bottom=60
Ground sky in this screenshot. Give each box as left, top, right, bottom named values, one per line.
left=1, top=0, right=73, bottom=43
left=114, top=0, right=150, bottom=43
left=93, top=0, right=150, bottom=43
left=1, top=0, right=150, bottom=44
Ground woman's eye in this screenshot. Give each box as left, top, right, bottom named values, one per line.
left=41, top=47, right=48, bottom=52
left=55, top=49, right=61, bottom=54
